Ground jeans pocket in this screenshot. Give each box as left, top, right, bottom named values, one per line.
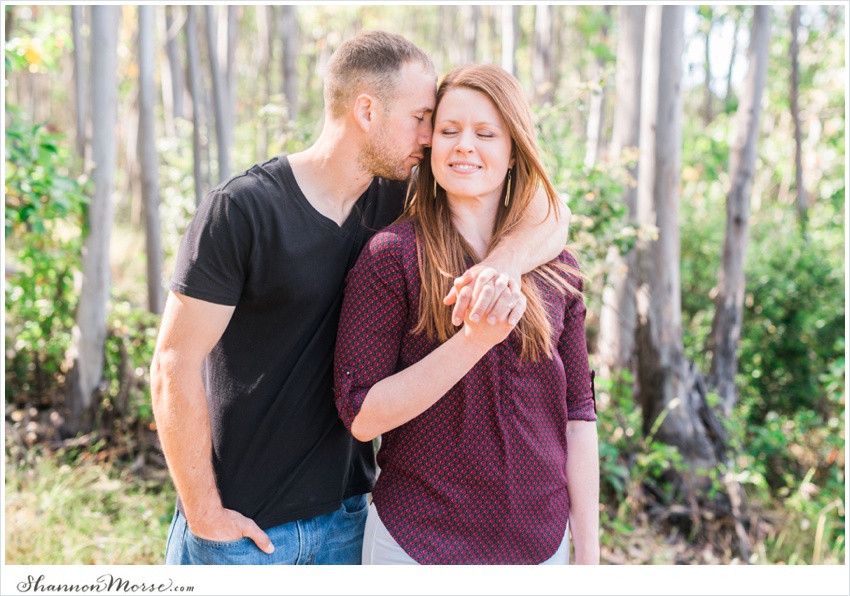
left=186, top=531, right=256, bottom=564
left=340, top=493, right=369, bottom=518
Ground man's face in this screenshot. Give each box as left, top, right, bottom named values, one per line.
left=360, top=62, right=436, bottom=181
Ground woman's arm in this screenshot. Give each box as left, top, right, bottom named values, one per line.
left=334, top=229, right=526, bottom=442
left=566, top=420, right=600, bottom=564
left=551, top=250, right=599, bottom=563
left=349, top=301, right=523, bottom=441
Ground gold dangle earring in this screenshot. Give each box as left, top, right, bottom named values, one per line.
left=504, top=168, right=512, bottom=207
left=434, top=178, right=438, bottom=199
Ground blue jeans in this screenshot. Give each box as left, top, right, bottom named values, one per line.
left=164, top=494, right=369, bottom=565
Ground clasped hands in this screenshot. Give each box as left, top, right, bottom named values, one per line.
left=444, top=263, right=526, bottom=339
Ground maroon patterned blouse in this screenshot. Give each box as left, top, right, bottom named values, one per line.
left=334, top=219, right=597, bottom=564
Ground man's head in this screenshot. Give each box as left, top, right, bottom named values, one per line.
left=324, top=30, right=433, bottom=119
left=325, top=31, right=437, bottom=180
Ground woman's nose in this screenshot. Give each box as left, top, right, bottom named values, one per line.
left=454, top=130, right=475, bottom=153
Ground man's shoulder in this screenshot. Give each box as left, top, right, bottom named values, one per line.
left=204, top=156, right=292, bottom=213
left=219, top=155, right=285, bottom=191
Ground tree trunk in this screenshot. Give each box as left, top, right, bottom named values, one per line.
left=185, top=6, right=204, bottom=206
left=204, top=5, right=231, bottom=183
left=790, top=5, right=807, bottom=228
left=255, top=5, right=272, bottom=160
left=550, top=5, right=564, bottom=98
left=583, top=5, right=611, bottom=168
left=635, top=5, right=721, bottom=469
left=280, top=5, right=299, bottom=124
left=67, top=5, right=121, bottom=433
left=138, top=5, right=164, bottom=315
left=224, top=6, right=238, bottom=130
left=71, top=5, right=87, bottom=161
left=5, top=5, right=15, bottom=41
left=462, top=4, right=480, bottom=64
left=702, top=7, right=714, bottom=124
left=162, top=5, right=185, bottom=136
left=724, top=10, right=741, bottom=112
left=501, top=4, right=517, bottom=77
left=598, top=5, right=645, bottom=381
left=709, top=6, right=771, bottom=416
left=533, top=4, right=554, bottom=104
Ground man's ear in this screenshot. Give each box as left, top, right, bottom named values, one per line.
left=353, top=94, right=376, bottom=133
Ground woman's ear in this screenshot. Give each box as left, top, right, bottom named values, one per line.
left=353, top=94, right=376, bottom=133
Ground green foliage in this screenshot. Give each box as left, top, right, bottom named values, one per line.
left=4, top=5, right=73, bottom=75
left=739, top=218, right=844, bottom=423
left=4, top=101, right=88, bottom=404
left=99, top=301, right=162, bottom=432
left=595, top=371, right=689, bottom=521
left=4, top=47, right=161, bottom=430
left=714, top=360, right=845, bottom=564
left=534, top=101, right=637, bottom=269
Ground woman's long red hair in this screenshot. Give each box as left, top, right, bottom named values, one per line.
left=402, top=64, right=582, bottom=361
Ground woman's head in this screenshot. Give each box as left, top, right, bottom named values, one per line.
left=407, top=64, right=578, bottom=361
left=415, top=63, right=561, bottom=236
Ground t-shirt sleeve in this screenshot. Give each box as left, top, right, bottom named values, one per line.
left=170, top=190, right=252, bottom=306
left=334, top=230, right=410, bottom=431
left=555, top=251, right=597, bottom=422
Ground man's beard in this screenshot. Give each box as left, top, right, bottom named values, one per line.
left=359, top=132, right=410, bottom=181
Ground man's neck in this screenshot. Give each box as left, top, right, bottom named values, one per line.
left=288, top=128, right=373, bottom=227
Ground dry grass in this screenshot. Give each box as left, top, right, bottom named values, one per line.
left=4, top=441, right=175, bottom=565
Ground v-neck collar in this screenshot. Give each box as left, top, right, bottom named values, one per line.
left=278, top=155, right=371, bottom=238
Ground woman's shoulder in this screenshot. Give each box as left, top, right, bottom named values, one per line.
left=365, top=218, right=416, bottom=252
left=552, top=248, right=584, bottom=293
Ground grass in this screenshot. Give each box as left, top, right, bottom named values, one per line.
left=4, top=444, right=175, bottom=565
left=4, top=439, right=844, bottom=566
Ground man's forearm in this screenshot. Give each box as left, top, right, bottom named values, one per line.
left=445, top=192, right=570, bottom=325
left=484, top=190, right=570, bottom=276
left=151, top=357, right=222, bottom=520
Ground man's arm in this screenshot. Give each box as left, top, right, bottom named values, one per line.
left=444, top=189, right=571, bottom=326
left=150, top=291, right=274, bottom=553
left=565, top=420, right=600, bottom=564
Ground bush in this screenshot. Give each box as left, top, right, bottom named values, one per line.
left=4, top=103, right=88, bottom=407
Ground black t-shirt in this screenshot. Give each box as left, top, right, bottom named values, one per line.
left=170, top=155, right=406, bottom=529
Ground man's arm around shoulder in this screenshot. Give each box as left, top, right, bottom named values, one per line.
left=445, top=189, right=571, bottom=325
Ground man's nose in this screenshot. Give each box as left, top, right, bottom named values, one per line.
left=419, top=121, right=433, bottom=146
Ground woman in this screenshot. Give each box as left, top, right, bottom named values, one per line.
left=334, top=64, right=599, bottom=565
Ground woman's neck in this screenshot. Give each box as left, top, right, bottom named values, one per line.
left=447, top=193, right=499, bottom=261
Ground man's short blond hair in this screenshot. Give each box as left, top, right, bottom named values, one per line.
left=324, top=30, right=433, bottom=119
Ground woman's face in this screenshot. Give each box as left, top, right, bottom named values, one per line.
left=430, top=87, right=514, bottom=205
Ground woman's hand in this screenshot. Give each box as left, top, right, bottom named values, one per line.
left=460, top=279, right=526, bottom=351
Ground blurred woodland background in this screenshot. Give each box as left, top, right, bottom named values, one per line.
left=3, top=4, right=846, bottom=565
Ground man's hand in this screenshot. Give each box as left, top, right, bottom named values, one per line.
left=187, top=507, right=275, bottom=554
left=443, top=265, right=522, bottom=327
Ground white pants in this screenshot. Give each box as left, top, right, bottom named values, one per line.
left=361, top=503, right=570, bottom=565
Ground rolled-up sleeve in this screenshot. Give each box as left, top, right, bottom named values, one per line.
left=556, top=252, right=597, bottom=422
left=334, top=230, right=410, bottom=430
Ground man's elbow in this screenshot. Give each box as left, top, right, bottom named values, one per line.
left=350, top=416, right=378, bottom=443
left=557, top=202, right=572, bottom=242
left=150, top=349, right=175, bottom=415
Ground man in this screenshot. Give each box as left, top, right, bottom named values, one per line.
left=151, top=30, right=570, bottom=565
